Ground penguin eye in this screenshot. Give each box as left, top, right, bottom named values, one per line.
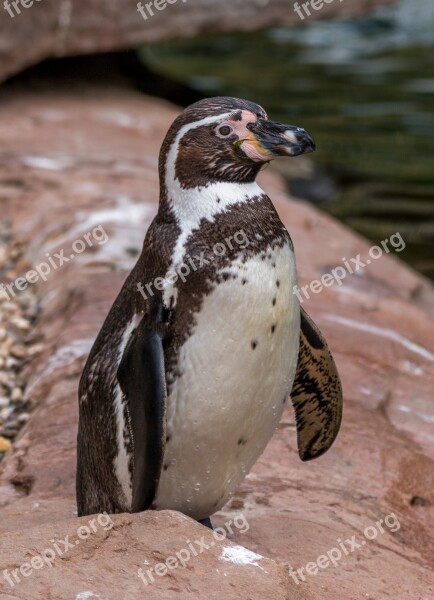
left=217, top=125, right=233, bottom=138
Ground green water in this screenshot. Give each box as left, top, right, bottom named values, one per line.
left=140, top=0, right=434, bottom=280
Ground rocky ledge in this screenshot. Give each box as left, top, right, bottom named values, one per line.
left=0, top=80, right=433, bottom=599
left=0, top=0, right=397, bottom=84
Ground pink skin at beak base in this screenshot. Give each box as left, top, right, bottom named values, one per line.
left=221, top=110, right=274, bottom=162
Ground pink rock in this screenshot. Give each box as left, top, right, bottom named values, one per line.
left=0, top=84, right=433, bottom=599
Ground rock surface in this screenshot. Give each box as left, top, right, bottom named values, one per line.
left=0, top=78, right=433, bottom=599
left=1, top=510, right=306, bottom=599
left=0, top=0, right=397, bottom=84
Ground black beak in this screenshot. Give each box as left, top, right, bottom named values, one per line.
left=246, top=119, right=316, bottom=159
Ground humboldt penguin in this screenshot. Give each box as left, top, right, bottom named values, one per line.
left=76, top=97, right=343, bottom=526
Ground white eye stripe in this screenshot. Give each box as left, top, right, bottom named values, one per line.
left=165, top=112, right=234, bottom=191
left=165, top=113, right=232, bottom=181
left=177, top=112, right=234, bottom=143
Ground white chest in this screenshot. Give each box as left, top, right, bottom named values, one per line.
left=154, top=243, right=300, bottom=519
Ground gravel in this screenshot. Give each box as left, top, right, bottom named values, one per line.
left=0, top=219, right=42, bottom=460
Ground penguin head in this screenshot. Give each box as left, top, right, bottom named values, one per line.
left=159, top=97, right=316, bottom=190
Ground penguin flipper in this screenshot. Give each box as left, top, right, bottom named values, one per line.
left=290, top=307, right=343, bottom=462
left=117, top=303, right=167, bottom=512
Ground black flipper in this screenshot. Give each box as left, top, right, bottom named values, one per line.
left=117, top=301, right=167, bottom=512
left=291, top=307, right=343, bottom=462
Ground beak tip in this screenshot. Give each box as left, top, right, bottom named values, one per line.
left=284, top=127, right=316, bottom=156
left=283, top=142, right=315, bottom=157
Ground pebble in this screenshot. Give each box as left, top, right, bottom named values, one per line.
left=7, top=423, right=19, bottom=433
left=27, top=343, right=44, bottom=357
left=1, top=301, right=17, bottom=312
left=0, top=406, right=13, bottom=420
left=0, top=219, right=40, bottom=460
left=6, top=357, right=19, bottom=369
left=10, top=317, right=31, bottom=332
left=0, top=436, right=11, bottom=452
left=10, top=345, right=27, bottom=359
left=11, top=387, right=23, bottom=402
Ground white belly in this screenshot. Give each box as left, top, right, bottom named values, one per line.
left=154, top=244, right=300, bottom=519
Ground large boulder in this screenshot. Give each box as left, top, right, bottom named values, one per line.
left=0, top=0, right=397, bottom=84
left=0, top=77, right=433, bottom=598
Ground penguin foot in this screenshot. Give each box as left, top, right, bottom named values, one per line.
left=199, top=517, right=214, bottom=530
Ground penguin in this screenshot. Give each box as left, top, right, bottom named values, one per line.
left=76, top=97, right=342, bottom=526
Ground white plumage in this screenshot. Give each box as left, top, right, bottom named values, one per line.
left=154, top=244, right=300, bottom=519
